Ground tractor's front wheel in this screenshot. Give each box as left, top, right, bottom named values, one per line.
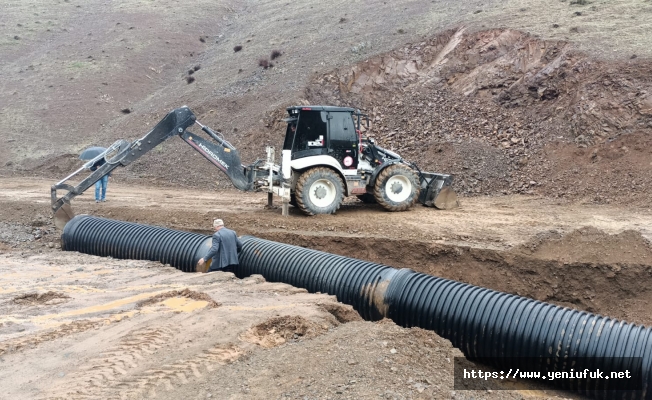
left=295, top=167, right=344, bottom=215
left=373, top=164, right=420, bottom=211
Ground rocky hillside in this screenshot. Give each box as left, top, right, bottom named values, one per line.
left=305, top=28, right=652, bottom=203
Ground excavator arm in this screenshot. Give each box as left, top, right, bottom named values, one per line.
left=51, top=106, right=264, bottom=229
left=178, top=124, right=255, bottom=191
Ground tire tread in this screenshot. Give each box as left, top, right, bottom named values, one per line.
left=295, top=167, right=344, bottom=216
left=373, top=164, right=420, bottom=211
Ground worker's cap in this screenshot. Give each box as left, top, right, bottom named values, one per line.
left=213, top=219, right=224, bottom=228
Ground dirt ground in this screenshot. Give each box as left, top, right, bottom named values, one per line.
left=0, top=248, right=565, bottom=400
left=2, top=0, right=652, bottom=398
left=306, top=26, right=652, bottom=203
left=1, top=177, right=651, bottom=399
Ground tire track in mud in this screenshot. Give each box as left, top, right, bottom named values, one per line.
left=44, top=326, right=176, bottom=399
left=0, top=318, right=119, bottom=357
left=114, top=345, right=243, bottom=399
left=44, top=324, right=244, bottom=400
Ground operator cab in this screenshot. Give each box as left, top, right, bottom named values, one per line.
left=283, top=106, right=368, bottom=171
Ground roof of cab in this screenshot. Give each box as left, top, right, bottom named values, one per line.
left=286, top=105, right=356, bottom=112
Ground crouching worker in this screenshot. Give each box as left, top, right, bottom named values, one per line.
left=198, top=219, right=243, bottom=273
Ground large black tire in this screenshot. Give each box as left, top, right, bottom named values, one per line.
left=356, top=193, right=377, bottom=204
left=295, top=167, right=344, bottom=216
left=373, top=164, right=420, bottom=211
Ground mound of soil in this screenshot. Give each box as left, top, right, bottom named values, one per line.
left=167, top=320, right=527, bottom=400
left=136, top=288, right=220, bottom=308
left=318, top=302, right=363, bottom=324
left=515, top=226, right=652, bottom=265
left=12, top=291, right=69, bottom=305
left=306, top=28, right=652, bottom=204
left=240, top=315, right=328, bottom=348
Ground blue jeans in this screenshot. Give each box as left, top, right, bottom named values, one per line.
left=95, top=175, right=109, bottom=201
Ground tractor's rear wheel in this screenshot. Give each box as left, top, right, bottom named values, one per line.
left=373, top=164, right=420, bottom=211
left=295, top=167, right=344, bottom=215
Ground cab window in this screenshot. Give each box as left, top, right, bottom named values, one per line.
left=329, top=112, right=356, bottom=144
left=293, top=111, right=328, bottom=152
left=283, top=123, right=295, bottom=150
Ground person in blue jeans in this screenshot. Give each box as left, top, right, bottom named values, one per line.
left=91, top=158, right=111, bottom=203
left=95, top=174, right=110, bottom=202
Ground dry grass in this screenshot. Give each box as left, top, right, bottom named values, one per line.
left=258, top=58, right=271, bottom=69
left=452, top=0, right=652, bottom=59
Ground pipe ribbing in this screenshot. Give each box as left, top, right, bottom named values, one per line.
left=59, top=218, right=651, bottom=398
left=238, top=236, right=651, bottom=399
left=62, top=215, right=211, bottom=272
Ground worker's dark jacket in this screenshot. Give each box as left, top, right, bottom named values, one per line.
left=204, top=228, right=243, bottom=271
left=90, top=159, right=111, bottom=177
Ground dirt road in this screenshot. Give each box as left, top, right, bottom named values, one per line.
left=4, top=177, right=651, bottom=248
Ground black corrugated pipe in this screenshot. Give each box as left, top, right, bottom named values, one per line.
left=62, top=215, right=211, bottom=272
left=60, top=218, right=651, bottom=398
left=238, top=236, right=652, bottom=399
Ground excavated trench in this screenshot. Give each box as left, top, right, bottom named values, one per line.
left=61, top=216, right=652, bottom=397
left=61, top=215, right=652, bottom=323
left=59, top=204, right=652, bottom=325
left=252, top=232, right=652, bottom=326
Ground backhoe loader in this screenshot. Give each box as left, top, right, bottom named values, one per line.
left=51, top=106, right=457, bottom=229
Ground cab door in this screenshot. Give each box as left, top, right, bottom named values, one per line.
left=328, top=111, right=358, bottom=170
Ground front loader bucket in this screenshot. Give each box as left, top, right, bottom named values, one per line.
left=418, top=173, right=459, bottom=210
left=431, top=186, right=458, bottom=209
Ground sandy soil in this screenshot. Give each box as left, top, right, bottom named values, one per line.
left=0, top=250, right=348, bottom=399
left=0, top=237, right=560, bottom=400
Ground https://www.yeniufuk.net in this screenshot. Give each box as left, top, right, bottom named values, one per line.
left=453, top=357, right=643, bottom=391
left=462, top=368, right=634, bottom=382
